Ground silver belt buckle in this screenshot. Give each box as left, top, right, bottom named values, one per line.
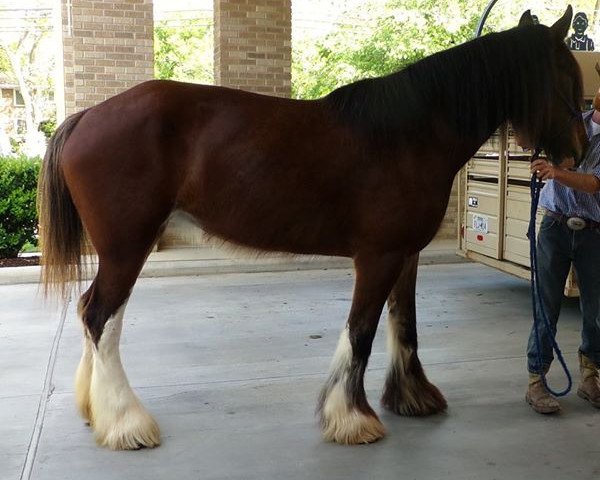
left=567, top=217, right=587, bottom=230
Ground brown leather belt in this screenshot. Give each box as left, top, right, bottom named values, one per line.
left=545, top=210, right=600, bottom=231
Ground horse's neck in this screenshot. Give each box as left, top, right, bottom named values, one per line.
left=438, top=61, right=519, bottom=173
left=432, top=101, right=505, bottom=177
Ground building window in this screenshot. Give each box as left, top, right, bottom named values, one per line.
left=15, top=118, right=26, bottom=134
left=13, top=90, right=25, bottom=107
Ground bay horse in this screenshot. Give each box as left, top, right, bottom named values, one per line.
left=38, top=7, right=587, bottom=450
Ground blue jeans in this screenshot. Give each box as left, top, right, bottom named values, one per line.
left=527, top=215, right=600, bottom=373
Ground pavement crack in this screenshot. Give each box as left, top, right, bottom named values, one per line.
left=19, top=296, right=70, bottom=480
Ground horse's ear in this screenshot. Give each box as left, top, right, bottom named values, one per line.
left=550, top=5, right=573, bottom=40
left=518, top=10, right=535, bottom=27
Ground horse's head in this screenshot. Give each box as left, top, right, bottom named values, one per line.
left=514, top=6, right=588, bottom=167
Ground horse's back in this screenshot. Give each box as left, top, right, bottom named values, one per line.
left=56, top=79, right=443, bottom=258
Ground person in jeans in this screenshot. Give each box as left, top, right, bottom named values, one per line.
left=524, top=104, right=600, bottom=413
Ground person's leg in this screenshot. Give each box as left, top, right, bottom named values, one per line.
left=572, top=228, right=600, bottom=407
left=526, top=218, right=572, bottom=373
left=525, top=217, right=571, bottom=413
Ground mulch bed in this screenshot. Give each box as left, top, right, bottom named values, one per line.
left=0, top=256, right=40, bottom=268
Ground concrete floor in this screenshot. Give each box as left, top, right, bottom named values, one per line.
left=2, top=262, right=600, bottom=480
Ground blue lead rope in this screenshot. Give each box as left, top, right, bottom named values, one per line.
left=528, top=164, right=572, bottom=397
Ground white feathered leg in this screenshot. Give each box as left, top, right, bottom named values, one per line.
left=88, top=302, right=160, bottom=450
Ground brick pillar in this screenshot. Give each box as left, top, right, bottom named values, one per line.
left=214, top=0, right=291, bottom=97
left=57, top=0, right=154, bottom=119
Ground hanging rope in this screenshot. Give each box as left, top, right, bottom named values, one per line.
left=528, top=149, right=572, bottom=396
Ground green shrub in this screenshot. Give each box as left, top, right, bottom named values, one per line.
left=0, top=156, right=41, bottom=258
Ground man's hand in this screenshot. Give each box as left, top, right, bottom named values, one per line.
left=530, top=158, right=600, bottom=193
left=531, top=159, right=557, bottom=180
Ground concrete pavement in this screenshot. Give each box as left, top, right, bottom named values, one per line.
left=2, top=243, right=600, bottom=480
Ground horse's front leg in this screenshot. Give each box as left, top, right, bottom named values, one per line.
left=317, top=252, right=403, bottom=444
left=381, top=252, right=447, bottom=416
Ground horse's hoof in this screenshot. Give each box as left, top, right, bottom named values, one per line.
left=382, top=380, right=447, bottom=416
left=93, top=405, right=161, bottom=450
left=321, top=410, right=386, bottom=445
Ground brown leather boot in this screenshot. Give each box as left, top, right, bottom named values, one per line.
left=577, top=352, right=600, bottom=408
left=526, top=373, right=560, bottom=414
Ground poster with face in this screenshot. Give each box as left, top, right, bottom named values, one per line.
left=568, top=12, right=595, bottom=51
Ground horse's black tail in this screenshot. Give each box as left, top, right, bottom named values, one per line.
left=37, top=110, right=88, bottom=300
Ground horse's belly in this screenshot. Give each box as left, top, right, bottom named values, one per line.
left=198, top=205, right=353, bottom=257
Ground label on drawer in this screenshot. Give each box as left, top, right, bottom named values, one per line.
left=472, top=214, right=489, bottom=233
left=468, top=196, right=479, bottom=207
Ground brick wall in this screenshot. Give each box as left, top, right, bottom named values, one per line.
left=214, top=0, right=291, bottom=97
left=58, top=0, right=154, bottom=118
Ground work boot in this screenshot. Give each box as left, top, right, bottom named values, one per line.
left=526, top=373, right=561, bottom=414
left=577, top=352, right=600, bottom=408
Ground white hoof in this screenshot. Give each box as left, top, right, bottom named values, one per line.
left=321, top=380, right=385, bottom=445
left=93, top=401, right=161, bottom=450
left=321, top=408, right=386, bottom=445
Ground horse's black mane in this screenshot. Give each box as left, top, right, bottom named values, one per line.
left=324, top=24, right=572, bottom=144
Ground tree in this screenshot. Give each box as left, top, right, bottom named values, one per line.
left=0, top=48, right=10, bottom=73
left=0, top=12, right=55, bottom=156
left=291, top=0, right=600, bottom=100
left=154, top=17, right=214, bottom=84
left=292, top=0, right=489, bottom=99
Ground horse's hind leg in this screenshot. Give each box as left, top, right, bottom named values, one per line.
left=74, top=296, right=93, bottom=423
left=381, top=253, right=447, bottom=415
left=318, top=252, right=403, bottom=444
left=77, top=251, right=160, bottom=450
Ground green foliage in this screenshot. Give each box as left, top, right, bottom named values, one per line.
left=38, top=118, right=56, bottom=139
left=480, top=0, right=599, bottom=36
left=0, top=156, right=41, bottom=258
left=154, top=18, right=214, bottom=84
left=0, top=48, right=9, bottom=73
left=292, top=0, right=600, bottom=100
left=292, top=0, right=489, bottom=99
